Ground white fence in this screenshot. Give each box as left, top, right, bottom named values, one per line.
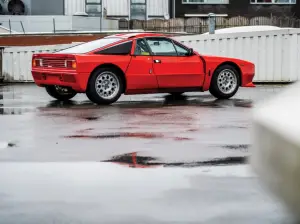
left=2, top=28, right=300, bottom=82
left=2, top=43, right=79, bottom=82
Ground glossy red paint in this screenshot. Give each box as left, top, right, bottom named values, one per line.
left=200, top=55, right=255, bottom=91
left=31, top=32, right=255, bottom=96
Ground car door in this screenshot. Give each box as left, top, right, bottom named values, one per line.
left=125, top=38, right=158, bottom=91
left=145, top=37, right=205, bottom=89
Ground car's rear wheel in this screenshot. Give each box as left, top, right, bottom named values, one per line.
left=86, top=67, right=123, bottom=105
left=45, top=85, right=77, bottom=101
left=209, top=65, right=240, bottom=99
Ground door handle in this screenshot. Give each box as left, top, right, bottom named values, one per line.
left=154, top=59, right=161, bottom=63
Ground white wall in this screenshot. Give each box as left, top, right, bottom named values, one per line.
left=64, top=0, right=86, bottom=16
left=2, top=28, right=300, bottom=82
left=72, top=16, right=119, bottom=32
left=2, top=44, right=79, bottom=82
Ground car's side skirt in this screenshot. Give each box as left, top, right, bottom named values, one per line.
left=125, top=87, right=204, bottom=95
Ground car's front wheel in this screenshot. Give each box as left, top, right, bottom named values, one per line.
left=209, top=65, right=240, bottom=99
left=45, top=85, right=77, bottom=101
left=86, top=67, right=124, bottom=105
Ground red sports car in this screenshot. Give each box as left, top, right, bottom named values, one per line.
left=31, top=33, right=255, bottom=105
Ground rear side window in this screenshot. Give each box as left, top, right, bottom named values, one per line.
left=95, top=41, right=133, bottom=55
left=57, top=37, right=123, bottom=54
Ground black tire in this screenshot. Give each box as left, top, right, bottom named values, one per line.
left=86, top=67, right=124, bottom=105
left=209, top=65, right=240, bottom=99
left=45, top=85, right=77, bottom=101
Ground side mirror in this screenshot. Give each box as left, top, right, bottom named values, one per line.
left=187, top=48, right=194, bottom=56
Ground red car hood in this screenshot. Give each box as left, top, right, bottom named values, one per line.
left=200, top=54, right=253, bottom=65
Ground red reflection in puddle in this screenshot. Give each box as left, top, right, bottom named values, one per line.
left=112, top=153, right=162, bottom=168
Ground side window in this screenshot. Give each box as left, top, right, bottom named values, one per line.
left=134, top=39, right=151, bottom=56
left=173, top=42, right=189, bottom=56
left=95, top=41, right=133, bottom=55
left=146, top=38, right=177, bottom=56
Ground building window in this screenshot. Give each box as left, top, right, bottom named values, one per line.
left=131, top=0, right=147, bottom=20
left=182, top=0, right=229, bottom=4
left=86, top=0, right=102, bottom=16
left=250, top=0, right=296, bottom=3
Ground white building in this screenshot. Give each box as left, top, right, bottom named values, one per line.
left=67, top=0, right=170, bottom=20
left=0, top=0, right=170, bottom=20
left=0, top=0, right=170, bottom=33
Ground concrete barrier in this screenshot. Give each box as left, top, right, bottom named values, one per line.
left=251, top=80, right=300, bottom=222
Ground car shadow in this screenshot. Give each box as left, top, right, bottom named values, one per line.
left=42, top=94, right=252, bottom=110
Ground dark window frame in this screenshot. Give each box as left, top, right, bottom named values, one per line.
left=145, top=37, right=178, bottom=57
left=250, top=0, right=296, bottom=4
left=85, top=0, right=102, bottom=16
left=172, top=40, right=191, bottom=56
left=130, top=0, right=147, bottom=20
left=182, top=0, right=229, bottom=4
left=132, top=38, right=152, bottom=56
left=144, top=37, right=192, bottom=57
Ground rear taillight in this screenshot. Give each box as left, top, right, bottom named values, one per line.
left=32, top=58, right=42, bottom=67
left=32, top=59, right=36, bottom=67
left=66, top=60, right=76, bottom=69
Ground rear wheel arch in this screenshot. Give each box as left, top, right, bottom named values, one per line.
left=213, top=62, right=242, bottom=86
left=89, top=63, right=127, bottom=93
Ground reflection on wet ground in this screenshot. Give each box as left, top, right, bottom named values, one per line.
left=103, top=152, right=248, bottom=168
left=0, top=84, right=292, bottom=223
left=0, top=84, right=284, bottom=162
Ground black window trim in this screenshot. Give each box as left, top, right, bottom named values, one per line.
left=132, top=38, right=152, bottom=56
left=144, top=37, right=190, bottom=57
left=94, top=40, right=134, bottom=55
left=144, top=37, right=178, bottom=57
left=171, top=39, right=191, bottom=56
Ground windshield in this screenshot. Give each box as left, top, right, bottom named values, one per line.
left=56, top=37, right=123, bottom=54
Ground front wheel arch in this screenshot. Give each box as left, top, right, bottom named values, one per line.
left=88, top=63, right=127, bottom=93
left=212, top=61, right=242, bottom=86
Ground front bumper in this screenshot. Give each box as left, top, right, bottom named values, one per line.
left=32, top=69, right=90, bottom=93
left=241, top=72, right=256, bottom=87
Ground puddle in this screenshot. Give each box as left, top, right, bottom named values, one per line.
left=186, top=128, right=199, bottom=132
left=75, top=128, right=95, bottom=134
left=64, top=132, right=165, bottom=140
left=39, top=110, right=101, bottom=121
left=83, top=116, right=100, bottom=121
left=217, top=125, right=248, bottom=129
left=0, top=141, right=17, bottom=149
left=173, top=137, right=193, bottom=141
left=0, top=107, right=36, bottom=115
left=221, top=144, right=250, bottom=151
left=114, top=96, right=253, bottom=109
left=103, top=152, right=248, bottom=168
left=67, top=130, right=193, bottom=141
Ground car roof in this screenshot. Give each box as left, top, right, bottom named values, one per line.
left=104, top=32, right=168, bottom=39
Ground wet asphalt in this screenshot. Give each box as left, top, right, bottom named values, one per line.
left=0, top=84, right=294, bottom=224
